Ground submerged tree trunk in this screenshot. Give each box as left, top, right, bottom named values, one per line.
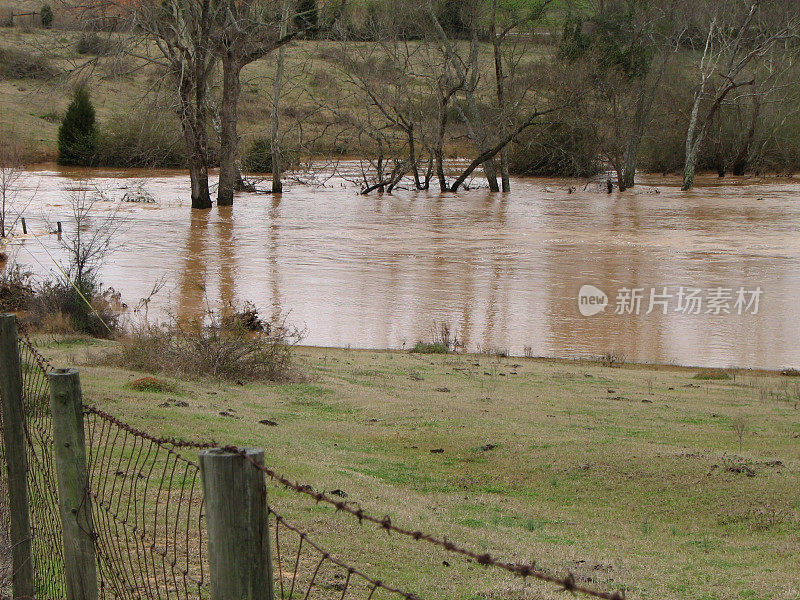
left=682, top=84, right=705, bottom=191
left=179, top=74, right=212, bottom=210
left=683, top=137, right=702, bottom=192
left=621, top=135, right=638, bottom=191
left=490, top=0, right=510, bottom=192
left=218, top=53, right=242, bottom=206
left=270, top=0, right=291, bottom=194
left=732, top=96, right=760, bottom=176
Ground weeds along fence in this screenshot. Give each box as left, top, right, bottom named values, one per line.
left=0, top=314, right=625, bottom=600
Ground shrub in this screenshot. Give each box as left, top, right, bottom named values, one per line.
left=220, top=301, right=266, bottom=332
left=0, top=264, right=35, bottom=311
left=115, top=308, right=302, bottom=382
left=97, top=110, right=185, bottom=168
left=76, top=33, right=115, bottom=56
left=242, top=138, right=273, bottom=173
left=410, top=322, right=460, bottom=354
left=27, top=276, right=122, bottom=338
left=411, top=342, right=448, bottom=354
left=126, top=376, right=179, bottom=393
left=40, top=4, right=53, bottom=28
left=0, top=47, right=57, bottom=80
left=599, top=352, right=625, bottom=368
left=509, top=122, right=601, bottom=177
left=58, top=85, right=97, bottom=166
left=693, top=369, right=731, bottom=381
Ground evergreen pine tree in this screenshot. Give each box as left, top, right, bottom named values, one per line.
left=40, top=4, right=53, bottom=28
left=57, top=86, right=97, bottom=166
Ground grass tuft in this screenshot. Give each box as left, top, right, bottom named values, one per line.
left=693, top=369, right=731, bottom=380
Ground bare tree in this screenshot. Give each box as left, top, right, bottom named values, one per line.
left=124, top=0, right=220, bottom=208
left=211, top=0, right=321, bottom=204
left=0, top=137, right=25, bottom=238
left=488, top=0, right=554, bottom=190
left=681, top=0, right=800, bottom=190
left=269, top=0, right=292, bottom=194
left=55, top=186, right=126, bottom=293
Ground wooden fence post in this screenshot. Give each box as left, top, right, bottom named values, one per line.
left=199, top=448, right=275, bottom=600
left=48, top=368, right=98, bottom=600
left=0, top=314, right=35, bottom=600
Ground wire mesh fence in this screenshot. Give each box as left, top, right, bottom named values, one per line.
left=0, top=398, right=10, bottom=597
left=2, top=332, right=623, bottom=600
left=83, top=408, right=208, bottom=600
left=18, top=334, right=66, bottom=599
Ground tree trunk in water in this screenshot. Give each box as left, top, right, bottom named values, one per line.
left=490, top=0, right=510, bottom=192
left=499, top=150, right=510, bottom=192
left=408, top=128, right=421, bottom=189
left=683, top=143, right=700, bottom=191
left=621, top=137, right=638, bottom=191
left=483, top=158, right=500, bottom=191
left=682, top=103, right=703, bottom=191
left=435, top=102, right=449, bottom=191
left=732, top=97, right=760, bottom=176
left=179, top=78, right=211, bottom=210
left=218, top=54, right=241, bottom=206
left=187, top=150, right=212, bottom=209
left=270, top=0, right=290, bottom=194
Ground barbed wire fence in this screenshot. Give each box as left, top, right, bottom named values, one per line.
left=1, top=324, right=626, bottom=600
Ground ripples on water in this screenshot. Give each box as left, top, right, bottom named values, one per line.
left=9, top=166, right=800, bottom=369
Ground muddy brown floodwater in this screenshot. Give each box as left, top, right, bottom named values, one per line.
left=8, top=165, right=800, bottom=369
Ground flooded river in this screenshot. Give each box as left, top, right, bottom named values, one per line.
left=8, top=166, right=800, bottom=369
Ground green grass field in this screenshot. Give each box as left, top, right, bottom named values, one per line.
left=38, top=336, right=800, bottom=600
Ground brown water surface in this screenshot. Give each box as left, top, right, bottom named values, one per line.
left=10, top=166, right=800, bottom=369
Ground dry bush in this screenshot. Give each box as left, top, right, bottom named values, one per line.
left=27, top=278, right=123, bottom=338
left=0, top=263, right=35, bottom=311
left=509, top=121, right=601, bottom=177
left=600, top=352, right=625, bottom=368
left=411, top=321, right=461, bottom=354
left=115, top=308, right=302, bottom=382
left=75, top=33, right=117, bottom=56
left=0, top=47, right=57, bottom=80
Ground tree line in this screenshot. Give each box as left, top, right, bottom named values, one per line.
left=46, top=0, right=800, bottom=207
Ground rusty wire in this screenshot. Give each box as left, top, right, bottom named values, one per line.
left=17, top=335, right=66, bottom=598
left=270, top=509, right=423, bottom=600
left=83, top=407, right=208, bottom=600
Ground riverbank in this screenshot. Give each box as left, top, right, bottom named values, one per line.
left=37, top=335, right=800, bottom=600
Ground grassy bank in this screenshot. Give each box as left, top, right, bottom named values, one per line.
left=39, top=336, right=800, bottom=600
